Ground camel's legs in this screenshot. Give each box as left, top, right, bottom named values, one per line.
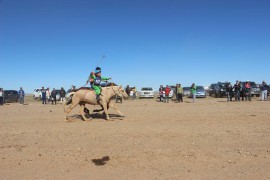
left=79, top=104, right=88, bottom=121
left=65, top=102, right=79, bottom=121
left=101, top=102, right=110, bottom=120
left=109, top=102, right=124, bottom=117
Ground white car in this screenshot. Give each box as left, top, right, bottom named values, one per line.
left=33, top=89, right=42, bottom=100
left=139, top=87, right=155, bottom=98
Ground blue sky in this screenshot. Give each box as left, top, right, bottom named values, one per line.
left=0, top=0, right=270, bottom=92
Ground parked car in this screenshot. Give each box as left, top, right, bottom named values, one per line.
left=4, top=90, right=19, bottom=103
left=208, top=83, right=216, bottom=97
left=139, top=87, right=155, bottom=98
left=33, top=88, right=42, bottom=100
left=188, top=86, right=206, bottom=98
left=241, top=81, right=260, bottom=97
left=183, top=87, right=191, bottom=96
left=214, top=82, right=227, bottom=97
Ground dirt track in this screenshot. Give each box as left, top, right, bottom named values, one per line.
left=1, top=97, right=270, bottom=179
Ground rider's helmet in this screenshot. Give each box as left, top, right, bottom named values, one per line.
left=95, top=67, right=101, bottom=74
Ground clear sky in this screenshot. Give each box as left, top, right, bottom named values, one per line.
left=1, top=0, right=270, bottom=93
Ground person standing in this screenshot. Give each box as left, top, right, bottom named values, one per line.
left=239, top=81, right=245, bottom=101
left=164, top=85, right=171, bottom=103
left=233, top=81, right=241, bottom=101
left=60, top=87, right=66, bottom=103
left=225, top=82, right=233, bottom=101
left=175, top=84, right=179, bottom=101
left=18, top=87, right=25, bottom=104
left=132, top=87, right=137, bottom=100
left=0, top=88, right=4, bottom=105
left=261, top=81, right=268, bottom=101
left=159, top=85, right=164, bottom=102
left=190, top=83, right=196, bottom=103
left=41, top=87, right=46, bottom=104
left=125, top=85, right=130, bottom=97
left=46, top=88, right=51, bottom=103
left=244, top=81, right=252, bottom=101
left=176, top=84, right=183, bottom=103
left=51, top=88, right=57, bottom=105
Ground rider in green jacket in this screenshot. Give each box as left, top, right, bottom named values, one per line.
left=90, top=68, right=111, bottom=101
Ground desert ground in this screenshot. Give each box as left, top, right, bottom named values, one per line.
left=1, top=96, right=270, bottom=179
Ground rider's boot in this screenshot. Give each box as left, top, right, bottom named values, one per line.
left=96, top=94, right=100, bottom=102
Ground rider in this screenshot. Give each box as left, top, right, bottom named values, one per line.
left=89, top=67, right=111, bottom=101
left=86, top=67, right=101, bottom=88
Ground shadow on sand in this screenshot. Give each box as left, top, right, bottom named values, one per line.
left=92, top=156, right=110, bottom=166
left=66, top=113, right=124, bottom=122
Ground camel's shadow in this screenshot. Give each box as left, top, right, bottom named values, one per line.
left=67, top=113, right=124, bottom=122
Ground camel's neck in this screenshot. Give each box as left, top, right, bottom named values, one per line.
left=103, top=86, right=118, bottom=100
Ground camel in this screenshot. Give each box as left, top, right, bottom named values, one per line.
left=64, top=86, right=128, bottom=121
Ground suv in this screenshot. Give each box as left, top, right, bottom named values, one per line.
left=4, top=90, right=19, bottom=103
left=33, top=89, right=42, bottom=100
left=215, top=82, right=227, bottom=97
left=208, top=83, right=216, bottom=97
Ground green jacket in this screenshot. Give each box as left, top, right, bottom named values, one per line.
left=191, top=86, right=196, bottom=93
left=91, top=75, right=109, bottom=86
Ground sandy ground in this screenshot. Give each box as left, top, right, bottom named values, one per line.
left=1, top=96, right=270, bottom=180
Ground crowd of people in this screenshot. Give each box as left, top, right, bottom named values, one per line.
left=159, top=83, right=197, bottom=103
left=0, top=78, right=269, bottom=106
left=157, top=80, right=269, bottom=103
left=40, top=87, right=66, bottom=105
left=225, top=80, right=269, bottom=102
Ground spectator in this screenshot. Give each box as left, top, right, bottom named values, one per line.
left=132, top=87, right=137, bottom=100
left=125, top=85, right=130, bottom=97
left=164, top=85, right=171, bottom=103
left=175, top=84, right=179, bottom=101
left=0, top=88, right=3, bottom=105
left=51, top=88, right=57, bottom=105
left=46, top=88, right=51, bottom=102
left=261, top=81, right=268, bottom=101
left=190, top=83, right=196, bottom=103
left=159, top=85, right=164, bottom=102
left=244, top=81, right=252, bottom=101
left=18, top=87, right=25, bottom=104
left=60, top=87, right=66, bottom=103
left=225, top=82, right=233, bottom=101
left=41, top=87, right=46, bottom=104
left=176, top=84, right=183, bottom=103
left=233, top=81, right=241, bottom=101
left=115, top=95, right=122, bottom=103
left=70, top=85, right=76, bottom=91
left=240, top=81, right=245, bottom=101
